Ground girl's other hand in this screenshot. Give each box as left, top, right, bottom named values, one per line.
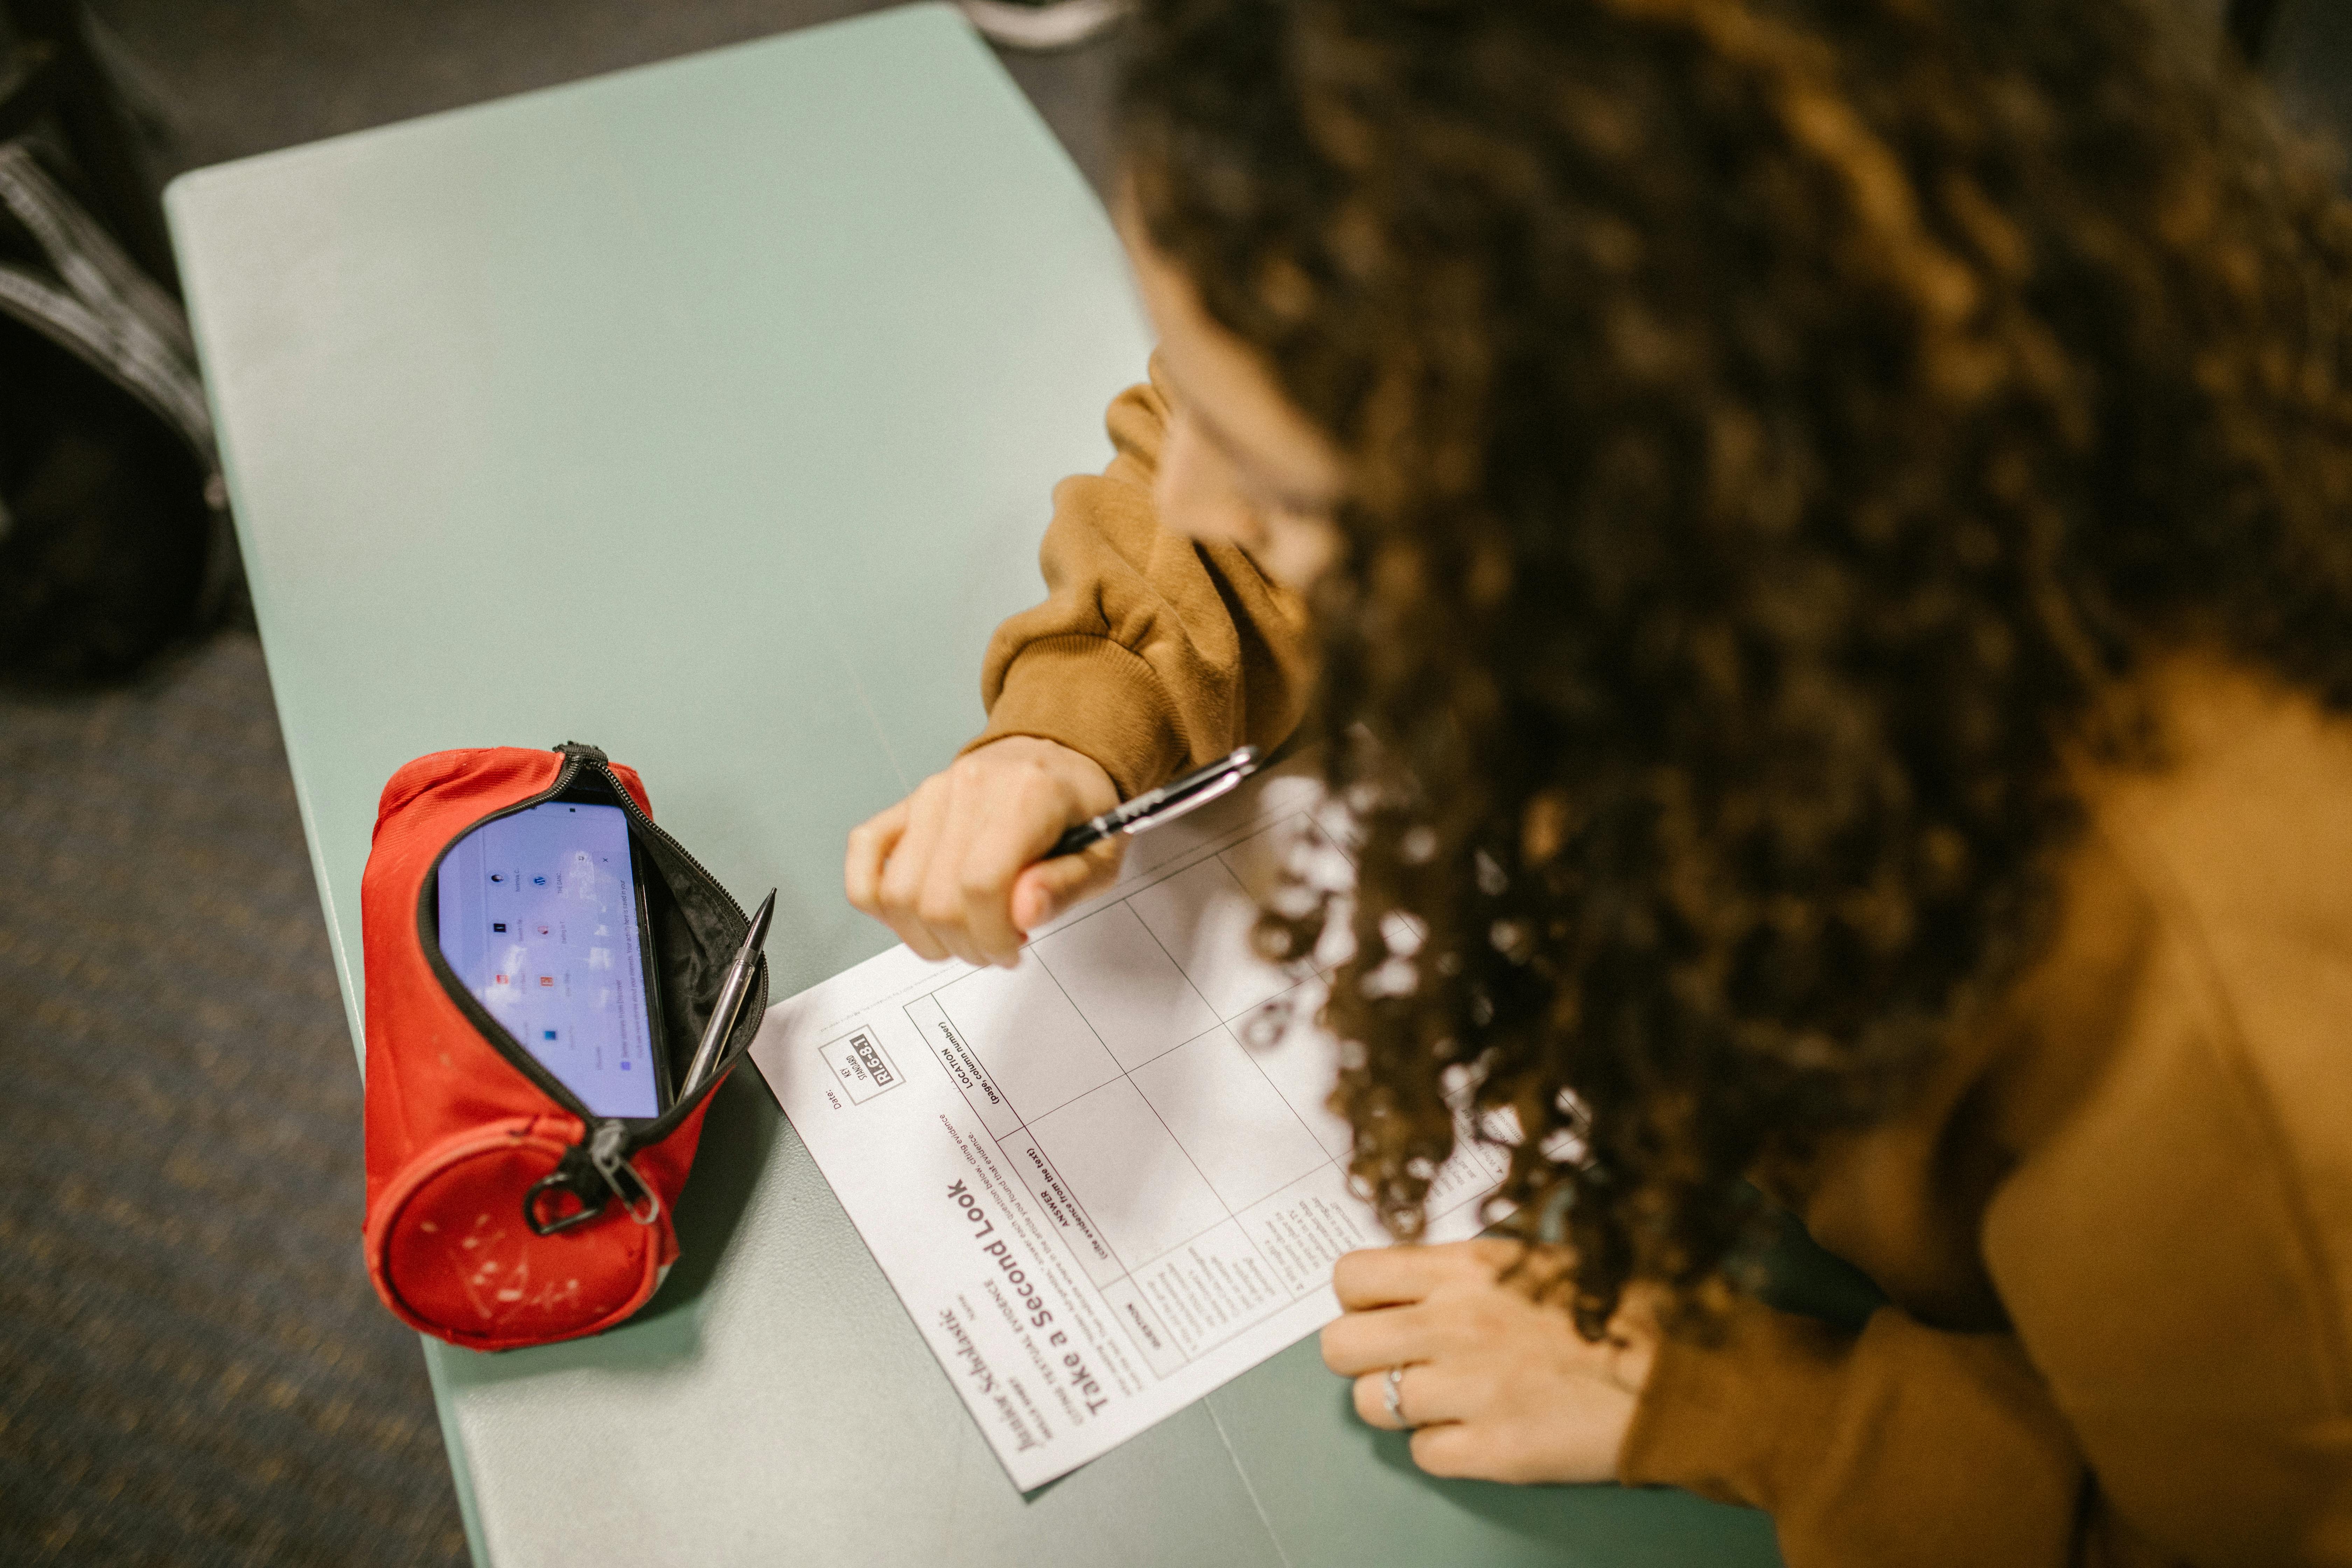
left=1319, top=1239, right=1660, bottom=1484
left=843, top=736, right=1125, bottom=968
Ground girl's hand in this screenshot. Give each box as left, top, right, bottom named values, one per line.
left=844, top=736, right=1125, bottom=968
left=1319, top=1239, right=1659, bottom=1484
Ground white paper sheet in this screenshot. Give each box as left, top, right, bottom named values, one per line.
left=749, top=764, right=1508, bottom=1489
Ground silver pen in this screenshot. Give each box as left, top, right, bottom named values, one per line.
left=678, top=888, right=774, bottom=1101
left=1045, top=746, right=1262, bottom=859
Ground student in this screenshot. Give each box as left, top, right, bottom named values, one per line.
left=845, top=0, right=2352, bottom=1560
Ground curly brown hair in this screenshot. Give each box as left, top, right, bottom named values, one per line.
left=1121, top=0, right=2352, bottom=1335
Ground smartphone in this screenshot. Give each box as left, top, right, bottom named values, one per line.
left=434, top=794, right=670, bottom=1119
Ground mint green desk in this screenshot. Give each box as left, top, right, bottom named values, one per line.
left=165, top=8, right=1780, bottom=1563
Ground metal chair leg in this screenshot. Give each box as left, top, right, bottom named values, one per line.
left=0, top=0, right=176, bottom=291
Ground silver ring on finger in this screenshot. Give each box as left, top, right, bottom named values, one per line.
left=1383, top=1364, right=1410, bottom=1427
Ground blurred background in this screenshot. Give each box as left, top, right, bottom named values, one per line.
left=0, top=0, right=2340, bottom=1564
left=0, top=3, right=1117, bottom=1563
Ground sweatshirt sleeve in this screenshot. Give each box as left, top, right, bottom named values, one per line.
left=1618, top=1304, right=2123, bottom=1566
left=963, top=358, right=1317, bottom=799
left=1617, top=910, right=2352, bottom=1567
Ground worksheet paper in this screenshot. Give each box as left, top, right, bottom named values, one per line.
left=749, top=766, right=1507, bottom=1490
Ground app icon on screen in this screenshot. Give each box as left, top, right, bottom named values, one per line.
left=436, top=799, right=658, bottom=1119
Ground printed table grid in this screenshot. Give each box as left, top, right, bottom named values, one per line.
left=905, top=813, right=1378, bottom=1371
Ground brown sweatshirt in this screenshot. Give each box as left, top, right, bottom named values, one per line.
left=970, top=373, right=2352, bottom=1567
left=966, top=363, right=1316, bottom=797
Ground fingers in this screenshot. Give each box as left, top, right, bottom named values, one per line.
left=1009, top=838, right=1124, bottom=931
left=876, top=778, right=954, bottom=961
left=1350, top=1368, right=1563, bottom=1485
left=925, top=762, right=1097, bottom=964
left=1331, top=1249, right=1429, bottom=1312
left=1330, top=1239, right=1521, bottom=1311
left=1325, top=1239, right=1642, bottom=1487
left=844, top=798, right=910, bottom=917
left=844, top=737, right=1121, bottom=969
left=1407, top=1423, right=1484, bottom=1479
left=1352, top=1367, right=1409, bottom=1431
left=1350, top=1362, right=1480, bottom=1432
left=1320, top=1301, right=1436, bottom=1376
left=916, top=771, right=1019, bottom=966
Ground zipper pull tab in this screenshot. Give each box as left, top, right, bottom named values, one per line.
left=555, top=740, right=609, bottom=765
left=588, top=1120, right=662, bottom=1227
left=522, top=1139, right=609, bottom=1237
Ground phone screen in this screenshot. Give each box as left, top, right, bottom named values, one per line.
left=435, top=800, right=662, bottom=1118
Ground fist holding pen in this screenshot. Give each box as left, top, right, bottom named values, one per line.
left=844, top=738, right=1262, bottom=970
left=844, top=736, right=1128, bottom=969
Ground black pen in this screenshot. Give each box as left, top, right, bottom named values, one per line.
left=1046, top=746, right=1262, bottom=860
left=678, top=888, right=774, bottom=1100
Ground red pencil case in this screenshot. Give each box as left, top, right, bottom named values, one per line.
left=358, top=741, right=766, bottom=1350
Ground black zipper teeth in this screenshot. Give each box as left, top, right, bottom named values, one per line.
left=588, top=756, right=757, bottom=1144
left=599, top=761, right=745, bottom=930
left=417, top=756, right=599, bottom=1130
left=413, top=748, right=757, bottom=1167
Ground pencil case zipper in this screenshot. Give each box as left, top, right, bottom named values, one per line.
left=412, top=741, right=766, bottom=1234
